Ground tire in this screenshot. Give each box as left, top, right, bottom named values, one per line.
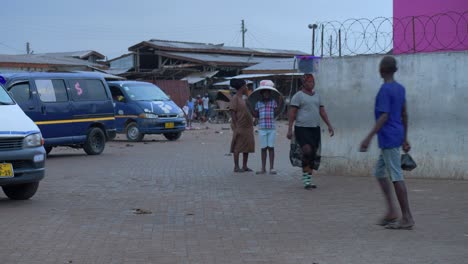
left=83, top=127, right=106, bottom=155
left=2, top=182, right=39, bottom=200
left=45, top=146, right=53, bottom=155
left=126, top=122, right=144, bottom=142
left=163, top=132, right=182, bottom=141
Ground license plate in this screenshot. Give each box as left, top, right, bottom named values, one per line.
left=0, top=163, right=14, bottom=178
left=165, top=122, right=174, bottom=129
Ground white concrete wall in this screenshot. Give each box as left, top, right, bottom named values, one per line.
left=314, top=51, right=468, bottom=179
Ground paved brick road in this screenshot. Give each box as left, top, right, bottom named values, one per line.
left=0, top=122, right=467, bottom=264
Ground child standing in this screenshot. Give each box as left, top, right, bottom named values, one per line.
left=253, top=80, right=282, bottom=174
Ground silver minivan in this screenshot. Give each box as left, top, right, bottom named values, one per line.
left=0, top=81, right=46, bottom=200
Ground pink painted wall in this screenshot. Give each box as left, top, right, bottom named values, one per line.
left=393, top=0, right=468, bottom=54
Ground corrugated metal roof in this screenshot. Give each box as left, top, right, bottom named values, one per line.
left=242, top=58, right=297, bottom=71
left=0, top=54, right=103, bottom=67
left=181, top=71, right=218, bottom=84
left=163, top=51, right=293, bottom=65
left=131, top=39, right=307, bottom=56
left=40, top=50, right=105, bottom=60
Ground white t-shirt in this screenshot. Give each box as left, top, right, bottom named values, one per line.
left=202, top=97, right=209, bottom=109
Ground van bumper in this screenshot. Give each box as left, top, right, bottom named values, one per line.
left=138, top=118, right=186, bottom=134
left=0, top=147, right=46, bottom=186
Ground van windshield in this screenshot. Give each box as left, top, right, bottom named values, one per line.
left=0, top=84, right=15, bottom=105
left=122, top=83, right=169, bottom=101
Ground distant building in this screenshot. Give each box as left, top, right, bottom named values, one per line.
left=107, top=39, right=308, bottom=84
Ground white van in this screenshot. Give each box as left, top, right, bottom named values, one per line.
left=0, top=81, right=46, bottom=200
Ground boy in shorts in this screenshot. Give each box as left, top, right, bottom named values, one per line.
left=360, top=56, right=415, bottom=230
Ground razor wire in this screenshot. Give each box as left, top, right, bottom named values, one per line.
left=309, top=11, right=468, bottom=56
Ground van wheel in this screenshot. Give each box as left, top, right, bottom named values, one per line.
left=126, top=122, right=144, bottom=141
left=83, top=127, right=106, bottom=155
left=45, top=146, right=53, bottom=155
left=163, top=132, right=182, bottom=141
left=2, top=182, right=39, bottom=200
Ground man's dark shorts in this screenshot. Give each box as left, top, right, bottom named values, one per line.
left=294, top=126, right=321, bottom=148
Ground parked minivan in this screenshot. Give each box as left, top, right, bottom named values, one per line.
left=107, top=81, right=186, bottom=141
left=0, top=80, right=46, bottom=200
left=4, top=72, right=116, bottom=155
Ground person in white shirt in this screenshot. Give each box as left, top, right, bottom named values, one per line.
left=202, top=93, right=210, bottom=119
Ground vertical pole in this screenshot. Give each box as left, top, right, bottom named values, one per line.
left=136, top=49, right=140, bottom=73
left=321, top=25, right=324, bottom=57
left=312, top=28, right=316, bottom=56
left=242, top=20, right=246, bottom=48
left=26, top=42, right=30, bottom=54
left=329, top=35, right=332, bottom=56
left=412, top=16, right=416, bottom=53
left=338, top=29, right=342, bottom=57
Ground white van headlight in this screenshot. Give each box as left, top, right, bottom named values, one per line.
left=24, top=133, right=43, bottom=148
left=139, top=113, right=158, bottom=119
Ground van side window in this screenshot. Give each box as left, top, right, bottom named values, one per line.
left=9, top=82, right=31, bottom=103
left=109, top=86, right=124, bottom=101
left=35, top=79, right=68, bottom=102
left=69, top=79, right=108, bottom=101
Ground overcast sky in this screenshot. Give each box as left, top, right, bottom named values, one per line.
left=1, top=0, right=392, bottom=59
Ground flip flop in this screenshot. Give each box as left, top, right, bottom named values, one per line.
left=376, top=217, right=398, bottom=226
left=256, top=170, right=266, bottom=175
left=385, top=222, right=414, bottom=230
left=233, top=168, right=243, bottom=173
left=269, top=169, right=277, bottom=175
left=242, top=168, right=253, bottom=172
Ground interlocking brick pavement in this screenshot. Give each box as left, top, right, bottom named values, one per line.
left=0, top=122, right=467, bottom=264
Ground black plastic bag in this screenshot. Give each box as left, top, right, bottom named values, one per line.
left=401, top=153, right=417, bottom=171
left=289, top=135, right=321, bottom=170
left=289, top=137, right=303, bottom=168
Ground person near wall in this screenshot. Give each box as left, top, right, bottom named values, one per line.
left=286, top=73, right=334, bottom=189
left=229, top=79, right=255, bottom=173
left=359, top=56, right=415, bottom=230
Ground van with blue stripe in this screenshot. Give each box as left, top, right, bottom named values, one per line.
left=3, top=72, right=116, bottom=155
left=0, top=80, right=45, bottom=200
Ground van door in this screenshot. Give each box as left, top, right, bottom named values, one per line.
left=108, top=84, right=127, bottom=133
left=7, top=80, right=41, bottom=121
left=31, top=79, right=74, bottom=141
left=67, top=78, right=114, bottom=138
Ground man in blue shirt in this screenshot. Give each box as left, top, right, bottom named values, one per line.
left=360, top=56, right=415, bottom=230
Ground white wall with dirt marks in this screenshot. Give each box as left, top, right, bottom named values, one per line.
left=313, top=51, right=468, bottom=179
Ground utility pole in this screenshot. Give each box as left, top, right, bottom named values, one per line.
left=26, top=42, right=30, bottom=54
left=241, top=20, right=247, bottom=48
